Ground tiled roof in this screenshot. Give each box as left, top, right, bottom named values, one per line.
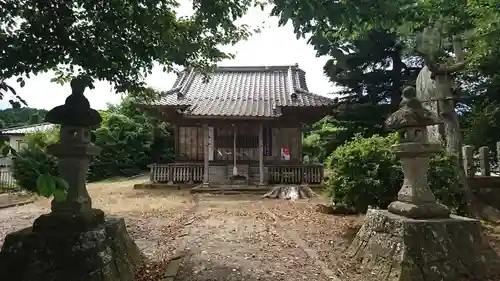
left=146, top=65, right=336, bottom=117
left=0, top=122, right=57, bottom=135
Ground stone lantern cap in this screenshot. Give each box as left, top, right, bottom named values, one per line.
left=45, top=77, right=102, bottom=128
left=385, top=86, right=442, bottom=131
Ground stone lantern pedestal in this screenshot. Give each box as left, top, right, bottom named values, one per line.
left=0, top=79, right=144, bottom=281
left=387, top=142, right=450, bottom=219
left=339, top=87, right=499, bottom=281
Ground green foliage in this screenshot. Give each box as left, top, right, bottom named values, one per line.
left=0, top=0, right=260, bottom=92
left=8, top=130, right=66, bottom=200
left=88, top=90, right=173, bottom=181
left=25, top=129, right=60, bottom=149
left=0, top=108, right=48, bottom=128
left=270, top=0, right=500, bottom=160
left=462, top=100, right=500, bottom=151
left=0, top=81, right=27, bottom=109
left=11, top=144, right=59, bottom=194
left=88, top=113, right=154, bottom=181
left=8, top=90, right=173, bottom=186
left=302, top=117, right=349, bottom=163
left=27, top=113, right=41, bottom=125
left=326, top=133, right=464, bottom=214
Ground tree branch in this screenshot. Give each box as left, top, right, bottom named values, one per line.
left=428, top=35, right=467, bottom=75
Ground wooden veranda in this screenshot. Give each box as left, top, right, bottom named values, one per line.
left=139, top=65, right=336, bottom=187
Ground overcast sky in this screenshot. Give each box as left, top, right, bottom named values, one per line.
left=1, top=6, right=339, bottom=110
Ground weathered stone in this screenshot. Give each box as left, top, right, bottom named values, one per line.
left=384, top=86, right=450, bottom=219
left=0, top=78, right=145, bottom=281
left=0, top=217, right=144, bottom=281
left=163, top=255, right=183, bottom=278
left=388, top=201, right=450, bottom=219
left=385, top=86, right=441, bottom=133
left=315, top=203, right=357, bottom=215
left=416, top=65, right=442, bottom=144
left=343, top=209, right=499, bottom=281
left=45, top=77, right=102, bottom=128
left=33, top=208, right=105, bottom=233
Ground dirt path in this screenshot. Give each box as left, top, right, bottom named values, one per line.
left=0, top=177, right=194, bottom=260
left=175, top=194, right=332, bottom=281
left=0, top=180, right=359, bottom=281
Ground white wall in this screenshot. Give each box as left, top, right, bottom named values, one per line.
left=8, top=135, right=28, bottom=152
left=0, top=135, right=29, bottom=167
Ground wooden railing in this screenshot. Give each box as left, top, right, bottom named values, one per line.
left=462, top=142, right=500, bottom=178
left=267, top=164, right=324, bottom=184
left=461, top=143, right=500, bottom=209
left=149, top=163, right=204, bottom=183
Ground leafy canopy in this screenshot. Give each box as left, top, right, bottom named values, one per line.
left=0, top=0, right=260, bottom=91
left=0, top=0, right=262, bottom=201
left=269, top=0, right=499, bottom=65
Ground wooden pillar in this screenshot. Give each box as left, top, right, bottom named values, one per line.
left=259, top=123, right=264, bottom=185
left=173, top=125, right=179, bottom=160
left=203, top=123, right=209, bottom=186
left=298, top=126, right=303, bottom=163
left=232, top=124, right=237, bottom=176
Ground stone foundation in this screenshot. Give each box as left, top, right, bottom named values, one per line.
left=0, top=217, right=144, bottom=281
left=343, top=209, right=499, bottom=281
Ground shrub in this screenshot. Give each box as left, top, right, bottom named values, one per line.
left=24, top=128, right=59, bottom=149
left=87, top=113, right=173, bottom=181
left=12, top=147, right=58, bottom=193
left=11, top=130, right=59, bottom=193
left=326, top=133, right=464, bottom=214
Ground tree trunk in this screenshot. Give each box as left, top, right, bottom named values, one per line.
left=262, top=185, right=318, bottom=200
left=390, top=51, right=405, bottom=112
left=434, top=76, right=480, bottom=218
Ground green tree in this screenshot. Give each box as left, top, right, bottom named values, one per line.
left=268, top=0, right=499, bottom=124
left=88, top=113, right=155, bottom=181
left=27, top=113, right=41, bottom=125
left=302, top=116, right=349, bottom=163
left=459, top=1, right=500, bottom=151
left=1, top=0, right=259, bottom=91
left=0, top=0, right=260, bottom=200
left=0, top=108, right=47, bottom=127
left=462, top=100, right=500, bottom=151
left=0, top=81, right=27, bottom=108
left=88, top=89, right=174, bottom=181
left=9, top=93, right=171, bottom=183
left=322, top=30, right=421, bottom=140
left=268, top=0, right=500, bottom=219
left=111, top=88, right=174, bottom=164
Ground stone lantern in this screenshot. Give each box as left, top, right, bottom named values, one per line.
left=0, top=78, right=144, bottom=281
left=32, top=77, right=105, bottom=232
left=385, top=86, right=450, bottom=219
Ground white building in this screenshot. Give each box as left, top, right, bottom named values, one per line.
left=0, top=123, right=56, bottom=166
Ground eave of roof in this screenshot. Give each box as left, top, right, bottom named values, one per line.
left=0, top=122, right=56, bottom=135
left=142, top=64, right=336, bottom=118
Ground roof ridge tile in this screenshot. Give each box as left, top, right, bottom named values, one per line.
left=144, top=64, right=336, bottom=117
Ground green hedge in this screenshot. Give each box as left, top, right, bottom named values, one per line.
left=11, top=131, right=59, bottom=193
left=12, top=148, right=59, bottom=193
left=325, top=133, right=465, bottom=214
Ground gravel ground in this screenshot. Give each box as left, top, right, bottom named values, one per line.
left=260, top=199, right=364, bottom=271
left=175, top=194, right=334, bottom=281
left=2, top=180, right=500, bottom=281
left=0, top=177, right=194, bottom=260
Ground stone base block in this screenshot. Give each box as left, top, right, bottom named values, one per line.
left=343, top=209, right=499, bottom=281
left=0, top=216, right=144, bottom=281
left=388, top=200, right=450, bottom=219
left=33, top=208, right=105, bottom=233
